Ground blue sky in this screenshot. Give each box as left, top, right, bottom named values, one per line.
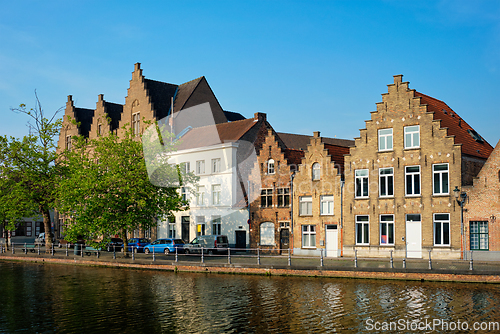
left=1, top=0, right=499, bottom=145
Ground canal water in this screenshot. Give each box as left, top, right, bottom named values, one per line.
left=1, top=261, right=499, bottom=333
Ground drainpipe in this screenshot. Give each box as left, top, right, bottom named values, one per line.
left=340, top=175, right=345, bottom=257
left=290, top=170, right=296, bottom=255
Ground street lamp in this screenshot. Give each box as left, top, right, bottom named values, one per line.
left=454, top=186, right=467, bottom=259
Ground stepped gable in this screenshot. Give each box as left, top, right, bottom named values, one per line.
left=277, top=132, right=354, bottom=150
left=103, top=101, right=123, bottom=131
left=176, top=117, right=258, bottom=151
left=173, top=77, right=204, bottom=113
left=74, top=107, right=94, bottom=138
left=415, top=91, right=493, bottom=160
left=144, top=78, right=178, bottom=121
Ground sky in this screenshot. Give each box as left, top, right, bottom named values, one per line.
left=1, top=0, right=499, bottom=146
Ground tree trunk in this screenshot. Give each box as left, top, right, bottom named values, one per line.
left=42, top=206, right=52, bottom=253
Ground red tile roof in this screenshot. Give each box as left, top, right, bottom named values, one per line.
left=415, top=92, right=493, bottom=159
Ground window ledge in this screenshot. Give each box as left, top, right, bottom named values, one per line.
left=432, top=193, right=450, bottom=197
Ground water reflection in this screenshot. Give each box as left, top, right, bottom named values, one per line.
left=1, top=261, right=500, bottom=333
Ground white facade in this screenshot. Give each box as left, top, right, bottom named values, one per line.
left=157, top=142, right=250, bottom=247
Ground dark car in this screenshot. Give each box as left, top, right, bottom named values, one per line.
left=105, top=238, right=124, bottom=252
left=127, top=238, right=150, bottom=253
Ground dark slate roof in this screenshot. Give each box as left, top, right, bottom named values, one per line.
left=283, top=148, right=305, bottom=166
left=415, top=92, right=493, bottom=159
left=104, top=102, right=123, bottom=131
left=324, top=143, right=351, bottom=174
left=173, top=77, right=203, bottom=112
left=144, top=79, right=178, bottom=120
left=74, top=108, right=94, bottom=138
left=277, top=132, right=354, bottom=150
left=224, top=110, right=246, bottom=122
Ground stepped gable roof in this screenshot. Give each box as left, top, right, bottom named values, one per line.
left=173, top=77, right=204, bottom=113
left=277, top=132, right=354, bottom=150
left=144, top=79, right=178, bottom=121
left=415, top=92, right=493, bottom=159
left=224, top=110, right=246, bottom=122
left=176, top=117, right=259, bottom=151
left=104, top=101, right=123, bottom=131
left=283, top=148, right=305, bottom=166
left=74, top=107, right=94, bottom=138
left=324, top=143, right=351, bottom=173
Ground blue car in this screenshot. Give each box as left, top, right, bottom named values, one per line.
left=144, top=238, right=185, bottom=255
left=127, top=238, right=151, bottom=253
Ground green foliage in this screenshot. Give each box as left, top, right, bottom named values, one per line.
left=57, top=121, right=197, bottom=248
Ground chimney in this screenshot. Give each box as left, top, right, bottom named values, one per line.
left=134, top=63, right=141, bottom=71
left=98, top=94, right=104, bottom=102
left=254, top=112, right=266, bottom=121
left=313, top=131, right=320, bottom=138
left=393, top=74, right=403, bottom=84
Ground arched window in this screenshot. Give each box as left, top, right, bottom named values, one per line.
left=260, top=222, right=275, bottom=246
left=312, top=162, right=320, bottom=180
left=267, top=159, right=275, bottom=174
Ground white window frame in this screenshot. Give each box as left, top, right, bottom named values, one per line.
left=132, top=112, right=141, bottom=136
left=380, top=215, right=394, bottom=245
left=378, top=128, right=393, bottom=151
left=168, top=217, right=176, bottom=238
left=302, top=225, right=316, bottom=248
left=212, top=184, right=221, bottom=205
left=212, top=158, right=221, bottom=173
left=433, top=163, right=449, bottom=195
left=470, top=221, right=489, bottom=250
left=212, top=216, right=221, bottom=235
left=182, top=162, right=190, bottom=174
left=404, top=125, right=420, bottom=149
left=320, top=195, right=334, bottom=215
left=260, top=222, right=275, bottom=246
left=196, top=216, right=205, bottom=236
left=379, top=167, right=394, bottom=197
left=196, top=160, right=205, bottom=174
left=312, top=162, right=321, bottom=180
left=299, top=196, right=313, bottom=216
left=405, top=165, right=421, bottom=196
left=356, top=215, right=369, bottom=245
left=433, top=213, right=450, bottom=246
left=267, top=159, right=275, bottom=174
left=196, top=186, right=205, bottom=206
left=355, top=169, right=369, bottom=198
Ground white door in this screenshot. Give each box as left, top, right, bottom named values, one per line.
left=325, top=225, right=338, bottom=257
left=406, top=221, right=422, bottom=258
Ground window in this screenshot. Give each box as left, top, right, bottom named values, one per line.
left=212, top=184, right=221, bottom=205
left=355, top=169, right=369, bottom=198
left=267, top=159, right=275, bottom=174
left=380, top=215, right=394, bottom=245
left=405, top=165, right=421, bottom=196
left=404, top=125, right=420, bottom=149
left=302, top=225, right=316, bottom=248
left=65, top=135, right=71, bottom=150
left=182, top=162, right=190, bottom=174
left=434, top=214, right=450, bottom=246
left=433, top=164, right=449, bottom=195
left=378, top=128, right=393, bottom=151
left=312, top=162, right=321, bottom=180
left=277, top=188, right=290, bottom=207
left=132, top=112, right=141, bottom=136
left=26, top=222, right=32, bottom=237
left=181, top=187, right=189, bottom=202
left=212, top=216, right=221, bottom=235
left=320, top=195, right=334, bottom=215
left=470, top=221, right=488, bottom=250
left=356, top=215, right=369, bottom=245
left=299, top=196, right=312, bottom=216
left=379, top=167, right=394, bottom=197
left=212, top=158, right=221, bottom=173
left=260, top=189, right=273, bottom=207
left=260, top=222, right=275, bottom=246
left=196, top=160, right=205, bottom=174
left=196, top=216, right=205, bottom=236
left=196, top=186, right=205, bottom=206
left=168, top=217, right=176, bottom=238
left=98, top=124, right=102, bottom=136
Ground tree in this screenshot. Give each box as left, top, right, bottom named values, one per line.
left=57, top=121, right=195, bottom=255
left=0, top=93, right=63, bottom=250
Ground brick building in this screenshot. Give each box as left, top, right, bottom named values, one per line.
left=291, top=131, right=351, bottom=256
left=343, top=75, right=493, bottom=259
left=464, top=140, right=500, bottom=254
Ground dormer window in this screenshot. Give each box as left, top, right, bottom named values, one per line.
left=467, top=129, right=484, bottom=143
left=312, top=162, right=320, bottom=180
left=267, top=159, right=275, bottom=174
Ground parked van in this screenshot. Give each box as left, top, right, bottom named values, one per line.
left=34, top=233, right=56, bottom=246
left=184, top=235, right=229, bottom=254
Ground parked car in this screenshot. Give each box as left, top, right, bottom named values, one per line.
left=184, top=235, right=229, bottom=255
left=144, top=238, right=184, bottom=255
left=104, top=238, right=124, bottom=252
left=127, top=238, right=150, bottom=253
left=34, top=233, right=57, bottom=246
